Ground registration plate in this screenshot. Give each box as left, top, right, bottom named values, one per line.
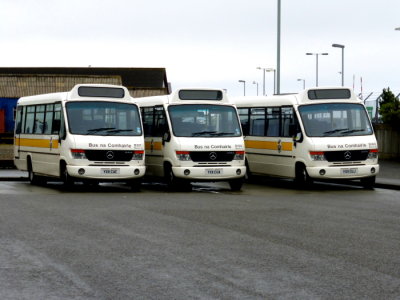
left=206, top=168, right=223, bottom=175
left=341, top=168, right=358, bottom=175
left=101, top=168, right=120, bottom=175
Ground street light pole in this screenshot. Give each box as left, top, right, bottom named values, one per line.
left=265, top=68, right=276, bottom=94
left=306, top=52, right=328, bottom=87
left=253, top=81, right=259, bottom=96
left=238, top=80, right=246, bottom=96
left=256, top=67, right=266, bottom=95
left=332, top=44, right=345, bottom=86
left=276, top=0, right=281, bottom=94
left=297, top=78, right=305, bottom=89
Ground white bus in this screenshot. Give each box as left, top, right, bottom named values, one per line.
left=135, top=88, right=246, bottom=191
left=14, top=84, right=145, bottom=189
left=233, top=87, right=379, bottom=188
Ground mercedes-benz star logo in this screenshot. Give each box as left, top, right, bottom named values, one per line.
left=106, top=151, right=115, bottom=160
left=209, top=152, right=217, bottom=160
left=344, top=151, right=352, bottom=160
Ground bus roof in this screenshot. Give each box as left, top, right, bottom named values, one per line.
left=17, top=84, right=133, bottom=105
left=135, top=88, right=230, bottom=106
left=232, top=87, right=362, bottom=107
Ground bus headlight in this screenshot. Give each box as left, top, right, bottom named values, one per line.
left=71, top=149, right=87, bottom=159
left=367, top=149, right=378, bottom=159
left=233, top=151, right=245, bottom=160
left=132, top=150, right=144, bottom=160
left=176, top=151, right=191, bottom=161
left=310, top=151, right=325, bottom=161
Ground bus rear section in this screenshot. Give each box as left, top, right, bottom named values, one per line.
left=14, top=84, right=146, bottom=190
left=137, top=88, right=246, bottom=191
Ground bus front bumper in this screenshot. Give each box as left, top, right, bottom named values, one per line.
left=172, top=166, right=246, bottom=181
left=67, top=165, right=146, bottom=180
left=306, top=164, right=379, bottom=179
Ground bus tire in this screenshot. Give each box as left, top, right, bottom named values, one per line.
left=360, top=176, right=375, bottom=189
left=164, top=163, right=191, bottom=191
left=295, top=163, right=312, bottom=187
left=128, top=179, right=141, bottom=192
left=60, top=162, right=74, bottom=188
left=229, top=178, right=244, bottom=191
left=245, top=159, right=253, bottom=181
left=27, top=158, right=40, bottom=185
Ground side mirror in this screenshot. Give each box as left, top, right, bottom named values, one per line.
left=162, top=131, right=171, bottom=145
left=293, top=132, right=303, bottom=147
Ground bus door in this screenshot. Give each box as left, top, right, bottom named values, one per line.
left=142, top=106, right=167, bottom=177
left=244, top=106, right=296, bottom=177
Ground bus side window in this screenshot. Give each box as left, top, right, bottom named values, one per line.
left=142, top=107, right=154, bottom=137
left=15, top=106, right=23, bottom=134
left=238, top=108, right=250, bottom=136
left=154, top=106, right=167, bottom=137
left=266, top=108, right=280, bottom=137
left=249, top=108, right=265, bottom=136
left=281, top=107, right=294, bottom=137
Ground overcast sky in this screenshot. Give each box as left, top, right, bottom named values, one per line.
left=1, top=0, right=400, bottom=98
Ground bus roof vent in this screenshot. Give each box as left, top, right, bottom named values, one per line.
left=178, top=89, right=224, bottom=101
left=307, top=88, right=351, bottom=100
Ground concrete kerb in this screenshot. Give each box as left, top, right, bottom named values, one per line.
left=1, top=160, right=400, bottom=189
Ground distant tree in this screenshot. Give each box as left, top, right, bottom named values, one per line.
left=379, top=87, right=400, bottom=131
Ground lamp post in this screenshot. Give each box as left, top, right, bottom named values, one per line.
left=265, top=68, right=276, bottom=94
left=238, top=80, right=246, bottom=96
left=252, top=81, right=259, bottom=96
left=332, top=44, right=345, bottom=86
left=256, top=67, right=266, bottom=95
left=276, top=0, right=281, bottom=94
left=297, top=78, right=305, bottom=89
left=306, top=52, right=328, bottom=87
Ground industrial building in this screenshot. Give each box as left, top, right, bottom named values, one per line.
left=0, top=67, right=170, bottom=161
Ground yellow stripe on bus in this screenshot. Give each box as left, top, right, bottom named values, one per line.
left=15, top=138, right=59, bottom=149
left=245, top=140, right=293, bottom=151
left=145, top=141, right=163, bottom=151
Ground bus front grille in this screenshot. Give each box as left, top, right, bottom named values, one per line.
left=189, top=151, right=235, bottom=162
left=84, top=150, right=133, bottom=162
left=324, top=150, right=369, bottom=162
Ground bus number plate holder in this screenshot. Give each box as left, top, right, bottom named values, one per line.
left=101, top=168, right=120, bottom=175
left=206, top=168, right=223, bottom=175
left=340, top=168, right=358, bottom=175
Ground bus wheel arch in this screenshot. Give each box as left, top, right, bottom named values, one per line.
left=60, top=160, right=74, bottom=187
left=295, top=162, right=313, bottom=187
left=27, top=156, right=39, bottom=185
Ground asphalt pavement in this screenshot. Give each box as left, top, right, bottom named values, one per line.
left=1, top=160, right=399, bottom=189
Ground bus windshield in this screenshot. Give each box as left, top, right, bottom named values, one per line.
left=66, top=101, right=142, bottom=136
left=298, top=103, right=373, bottom=137
left=168, top=104, right=242, bottom=137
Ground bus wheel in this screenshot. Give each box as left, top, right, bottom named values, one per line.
left=61, top=162, right=74, bottom=188
left=295, top=164, right=312, bottom=187
left=164, top=164, right=191, bottom=191
left=229, top=178, right=244, bottom=191
left=128, top=179, right=141, bottom=192
left=27, top=159, right=40, bottom=185
left=245, top=160, right=252, bottom=182
left=360, top=176, right=375, bottom=189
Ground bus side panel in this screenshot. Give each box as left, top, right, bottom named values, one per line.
left=144, top=137, right=164, bottom=177
left=245, top=137, right=295, bottom=178
left=17, top=135, right=60, bottom=177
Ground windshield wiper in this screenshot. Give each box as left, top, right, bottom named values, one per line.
left=322, top=128, right=349, bottom=136
left=105, top=129, right=135, bottom=135
left=85, top=127, right=116, bottom=134
left=213, top=132, right=235, bottom=136
left=192, top=131, right=218, bottom=136
left=340, top=129, right=366, bottom=134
